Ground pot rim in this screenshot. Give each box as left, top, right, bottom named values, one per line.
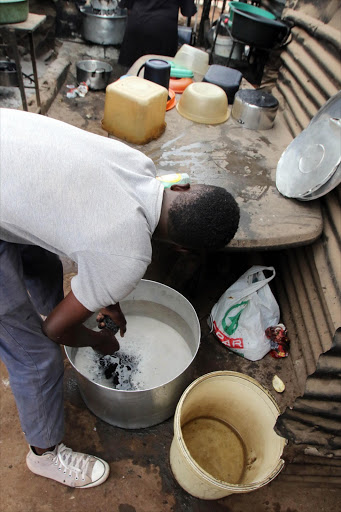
left=79, top=5, right=127, bottom=19
left=233, top=102, right=279, bottom=113
left=76, top=59, right=113, bottom=74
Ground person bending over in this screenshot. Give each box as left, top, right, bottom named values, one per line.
left=0, top=108, right=239, bottom=488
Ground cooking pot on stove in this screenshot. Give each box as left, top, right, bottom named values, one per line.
left=232, top=89, right=279, bottom=130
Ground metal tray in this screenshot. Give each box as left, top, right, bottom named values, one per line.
left=276, top=114, right=341, bottom=199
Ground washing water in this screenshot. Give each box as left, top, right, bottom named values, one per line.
left=75, top=301, right=195, bottom=391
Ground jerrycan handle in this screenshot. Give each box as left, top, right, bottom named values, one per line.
left=137, top=63, right=146, bottom=76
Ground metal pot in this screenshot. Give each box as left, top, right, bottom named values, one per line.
left=79, top=6, right=127, bottom=46
left=232, top=89, right=279, bottom=130
left=0, top=60, right=18, bottom=87
left=76, top=59, right=113, bottom=90
left=65, top=280, right=201, bottom=429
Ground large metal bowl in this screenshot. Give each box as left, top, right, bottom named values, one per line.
left=65, top=280, right=201, bottom=429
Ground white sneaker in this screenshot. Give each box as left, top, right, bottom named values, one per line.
left=26, top=443, right=110, bottom=488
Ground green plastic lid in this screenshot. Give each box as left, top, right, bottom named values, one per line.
left=168, top=61, right=194, bottom=78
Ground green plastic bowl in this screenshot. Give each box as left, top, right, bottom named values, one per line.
left=228, top=1, right=276, bottom=27
left=0, top=0, right=29, bottom=24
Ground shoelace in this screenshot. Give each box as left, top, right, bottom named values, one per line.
left=52, top=443, right=91, bottom=482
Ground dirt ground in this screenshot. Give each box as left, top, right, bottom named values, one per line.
left=0, top=39, right=340, bottom=512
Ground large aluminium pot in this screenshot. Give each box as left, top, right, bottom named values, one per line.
left=65, top=279, right=201, bottom=429
left=80, top=6, right=127, bottom=46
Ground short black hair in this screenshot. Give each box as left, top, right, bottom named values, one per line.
left=167, top=185, right=240, bottom=250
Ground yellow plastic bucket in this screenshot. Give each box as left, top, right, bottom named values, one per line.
left=170, top=371, right=286, bottom=500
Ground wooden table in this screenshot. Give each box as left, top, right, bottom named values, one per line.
left=124, top=55, right=322, bottom=251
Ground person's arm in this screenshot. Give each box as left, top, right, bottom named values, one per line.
left=42, top=290, right=126, bottom=355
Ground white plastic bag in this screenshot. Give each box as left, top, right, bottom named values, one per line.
left=209, top=265, right=280, bottom=361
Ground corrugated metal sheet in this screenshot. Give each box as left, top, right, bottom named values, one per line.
left=275, top=329, right=341, bottom=461
left=261, top=0, right=286, bottom=19
left=275, top=3, right=341, bottom=136
left=270, top=237, right=339, bottom=394
left=271, top=175, right=341, bottom=462
left=268, top=0, right=341, bottom=462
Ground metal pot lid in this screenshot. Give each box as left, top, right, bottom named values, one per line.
left=309, top=90, right=341, bottom=126
left=235, top=89, right=279, bottom=109
left=296, top=162, right=341, bottom=201
left=276, top=116, right=341, bottom=198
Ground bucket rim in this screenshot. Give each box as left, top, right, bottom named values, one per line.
left=173, top=370, right=286, bottom=492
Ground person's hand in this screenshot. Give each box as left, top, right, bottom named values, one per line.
left=92, top=328, right=120, bottom=356
left=43, top=291, right=123, bottom=353
left=96, top=302, right=127, bottom=337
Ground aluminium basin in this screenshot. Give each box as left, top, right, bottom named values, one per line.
left=65, top=279, right=201, bottom=429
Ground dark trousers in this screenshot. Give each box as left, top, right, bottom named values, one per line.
left=0, top=241, right=65, bottom=448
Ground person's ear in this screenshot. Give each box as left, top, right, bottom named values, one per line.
left=170, top=183, right=190, bottom=192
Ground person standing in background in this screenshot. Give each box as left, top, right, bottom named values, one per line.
left=118, top=0, right=197, bottom=68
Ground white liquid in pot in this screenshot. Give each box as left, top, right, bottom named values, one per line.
left=74, top=305, right=195, bottom=391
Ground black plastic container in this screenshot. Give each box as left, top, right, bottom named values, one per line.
left=231, top=9, right=290, bottom=49
left=137, top=58, right=171, bottom=91
left=202, top=65, right=242, bottom=103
